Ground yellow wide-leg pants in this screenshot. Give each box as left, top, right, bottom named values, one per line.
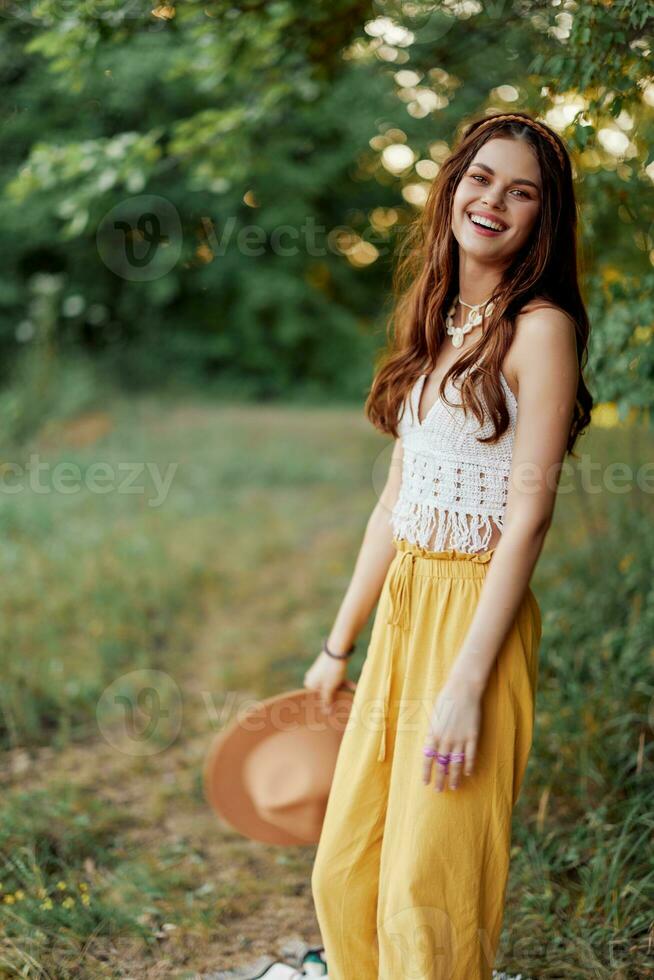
left=311, top=536, right=542, bottom=980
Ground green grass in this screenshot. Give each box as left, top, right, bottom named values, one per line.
left=0, top=390, right=651, bottom=978
left=502, top=425, right=654, bottom=979
left=0, top=785, right=148, bottom=978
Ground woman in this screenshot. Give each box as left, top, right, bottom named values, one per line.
left=305, top=111, right=593, bottom=980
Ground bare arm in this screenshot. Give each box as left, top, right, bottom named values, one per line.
left=303, top=437, right=403, bottom=708
left=423, top=304, right=579, bottom=791
left=327, top=438, right=404, bottom=654
left=448, top=304, right=579, bottom=693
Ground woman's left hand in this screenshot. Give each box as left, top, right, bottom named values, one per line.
left=422, top=677, right=482, bottom=792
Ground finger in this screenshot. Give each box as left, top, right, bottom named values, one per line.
left=422, top=742, right=437, bottom=784
left=433, top=744, right=451, bottom=793
left=464, top=736, right=477, bottom=776
left=447, top=743, right=465, bottom=790
left=434, top=756, right=448, bottom=792
left=321, top=689, right=334, bottom=714
left=422, top=727, right=440, bottom=784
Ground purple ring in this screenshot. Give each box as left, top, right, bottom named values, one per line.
left=422, top=747, right=438, bottom=758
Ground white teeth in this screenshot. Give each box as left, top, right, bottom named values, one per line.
left=468, top=213, right=506, bottom=232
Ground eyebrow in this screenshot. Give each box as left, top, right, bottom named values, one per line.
left=469, top=161, right=541, bottom=191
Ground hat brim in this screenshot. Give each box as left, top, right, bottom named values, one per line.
left=203, top=685, right=356, bottom=845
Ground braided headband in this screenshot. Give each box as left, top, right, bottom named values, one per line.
left=471, top=113, right=566, bottom=169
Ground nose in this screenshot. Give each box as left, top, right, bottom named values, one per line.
left=481, top=188, right=506, bottom=210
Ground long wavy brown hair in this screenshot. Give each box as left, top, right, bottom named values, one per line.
left=364, top=110, right=593, bottom=457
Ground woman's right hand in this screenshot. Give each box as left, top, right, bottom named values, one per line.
left=303, top=648, right=349, bottom=714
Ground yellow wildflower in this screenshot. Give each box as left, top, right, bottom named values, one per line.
left=40, top=898, right=53, bottom=910
left=3, top=895, right=15, bottom=904
left=62, top=897, right=75, bottom=909
left=592, top=402, right=619, bottom=429
left=56, top=881, right=67, bottom=891
left=633, top=324, right=653, bottom=343
left=619, top=554, right=635, bottom=573
left=14, top=890, right=24, bottom=901
left=601, top=266, right=622, bottom=285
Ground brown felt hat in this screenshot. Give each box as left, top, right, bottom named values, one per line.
left=203, top=683, right=357, bottom=845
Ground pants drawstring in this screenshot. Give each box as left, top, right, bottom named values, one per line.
left=377, top=550, right=415, bottom=762
left=386, top=550, right=415, bottom=632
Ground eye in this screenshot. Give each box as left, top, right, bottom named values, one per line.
left=468, top=173, right=532, bottom=199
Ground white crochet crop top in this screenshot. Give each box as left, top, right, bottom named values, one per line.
left=389, top=359, right=518, bottom=554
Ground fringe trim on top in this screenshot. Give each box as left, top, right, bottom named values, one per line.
left=389, top=499, right=504, bottom=553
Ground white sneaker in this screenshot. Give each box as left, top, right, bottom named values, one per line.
left=259, top=967, right=304, bottom=980
left=203, top=959, right=304, bottom=980
left=303, top=964, right=327, bottom=978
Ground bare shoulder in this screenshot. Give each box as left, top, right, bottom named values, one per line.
left=517, top=296, right=577, bottom=329
left=504, top=299, right=578, bottom=395
left=512, top=300, right=579, bottom=402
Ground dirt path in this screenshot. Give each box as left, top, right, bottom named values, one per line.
left=1, top=588, right=322, bottom=978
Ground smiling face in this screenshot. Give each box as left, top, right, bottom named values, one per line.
left=451, top=136, right=542, bottom=265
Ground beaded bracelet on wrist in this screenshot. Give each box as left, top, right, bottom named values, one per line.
left=322, top=638, right=356, bottom=660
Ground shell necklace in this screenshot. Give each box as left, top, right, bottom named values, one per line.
left=446, top=294, right=495, bottom=348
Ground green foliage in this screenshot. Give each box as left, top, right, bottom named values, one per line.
left=0, top=0, right=652, bottom=413
left=584, top=270, right=654, bottom=418
left=547, top=0, right=653, bottom=113
left=0, top=785, right=145, bottom=977
left=506, top=489, right=654, bottom=975
left=0, top=780, right=230, bottom=977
